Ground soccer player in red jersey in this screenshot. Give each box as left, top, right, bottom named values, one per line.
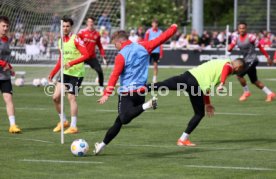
left=228, top=22, right=275, bottom=102
left=0, top=16, right=21, bottom=133
left=93, top=24, right=178, bottom=155
left=78, top=16, right=106, bottom=88
left=48, top=17, right=90, bottom=134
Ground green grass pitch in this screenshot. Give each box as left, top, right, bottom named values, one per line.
left=0, top=68, right=276, bottom=179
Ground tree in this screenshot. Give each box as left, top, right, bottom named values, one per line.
left=126, top=0, right=187, bottom=29
left=204, top=0, right=233, bottom=28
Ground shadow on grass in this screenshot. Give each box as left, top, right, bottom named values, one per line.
left=22, top=126, right=54, bottom=132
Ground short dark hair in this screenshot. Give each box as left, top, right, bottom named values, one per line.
left=0, top=16, right=10, bottom=24
left=152, top=19, right=158, bottom=24
left=111, top=30, right=128, bottom=42
left=235, top=58, right=245, bottom=68
left=62, top=16, right=74, bottom=26
left=238, top=22, right=247, bottom=27
left=87, top=16, right=96, bottom=22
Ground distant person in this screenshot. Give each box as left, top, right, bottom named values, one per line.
left=228, top=22, right=275, bottom=102
left=200, top=30, right=211, bottom=48
left=259, top=32, right=272, bottom=48
left=97, top=11, right=111, bottom=33
left=145, top=19, right=163, bottom=83
left=50, top=13, right=60, bottom=33
left=136, top=26, right=145, bottom=41
left=100, top=30, right=110, bottom=47
left=186, top=29, right=201, bottom=50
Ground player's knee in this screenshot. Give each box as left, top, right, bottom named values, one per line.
left=52, top=95, right=60, bottom=103
left=252, top=80, right=259, bottom=85
left=67, top=95, right=76, bottom=103
left=196, top=112, right=205, bottom=119
left=119, top=114, right=130, bottom=125
left=96, top=68, right=103, bottom=75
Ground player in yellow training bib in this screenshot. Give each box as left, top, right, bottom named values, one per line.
left=48, top=16, right=89, bottom=134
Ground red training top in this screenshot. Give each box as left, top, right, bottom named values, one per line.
left=103, top=25, right=178, bottom=96
left=78, top=28, right=105, bottom=58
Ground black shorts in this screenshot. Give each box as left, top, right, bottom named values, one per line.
left=237, top=61, right=258, bottom=83
left=150, top=53, right=160, bottom=63
left=0, top=80, right=13, bottom=94
left=59, top=74, right=83, bottom=95
left=85, top=58, right=103, bottom=71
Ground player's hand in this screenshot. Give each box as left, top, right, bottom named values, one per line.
left=267, top=57, right=273, bottom=66
left=216, top=83, right=225, bottom=94
left=205, top=104, right=215, bottom=117
left=64, top=63, right=71, bottom=70
left=10, top=68, right=15, bottom=76
left=102, top=57, right=107, bottom=65
left=97, top=95, right=109, bottom=104
left=48, top=75, right=53, bottom=83
left=171, top=24, right=178, bottom=28
left=3, top=63, right=10, bottom=71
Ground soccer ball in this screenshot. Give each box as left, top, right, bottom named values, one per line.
left=32, top=78, right=41, bottom=87
left=70, top=139, right=89, bottom=157
left=15, top=78, right=24, bottom=87
left=40, top=78, right=48, bottom=86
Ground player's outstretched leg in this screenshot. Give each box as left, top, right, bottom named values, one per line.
left=177, top=91, right=205, bottom=147
left=148, top=73, right=188, bottom=92
left=93, top=95, right=158, bottom=155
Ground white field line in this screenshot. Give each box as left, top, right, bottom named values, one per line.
left=264, top=78, right=276, bottom=81
left=0, top=136, right=54, bottom=144
left=19, top=159, right=103, bottom=164
left=114, top=143, right=276, bottom=152
left=183, top=165, right=274, bottom=171
left=0, top=107, right=48, bottom=111
left=215, top=112, right=258, bottom=116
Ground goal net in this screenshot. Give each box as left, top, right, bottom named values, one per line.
left=0, top=0, right=121, bottom=85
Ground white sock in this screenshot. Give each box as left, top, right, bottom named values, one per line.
left=9, top=116, right=15, bottom=126
left=179, top=132, right=189, bottom=141
left=99, top=142, right=106, bottom=148
left=58, top=113, right=67, bottom=122
left=70, top=116, right=77, bottom=128
left=243, top=85, right=250, bottom=92
left=262, top=86, right=272, bottom=95
left=142, top=100, right=152, bottom=110
left=152, top=76, right=157, bottom=83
